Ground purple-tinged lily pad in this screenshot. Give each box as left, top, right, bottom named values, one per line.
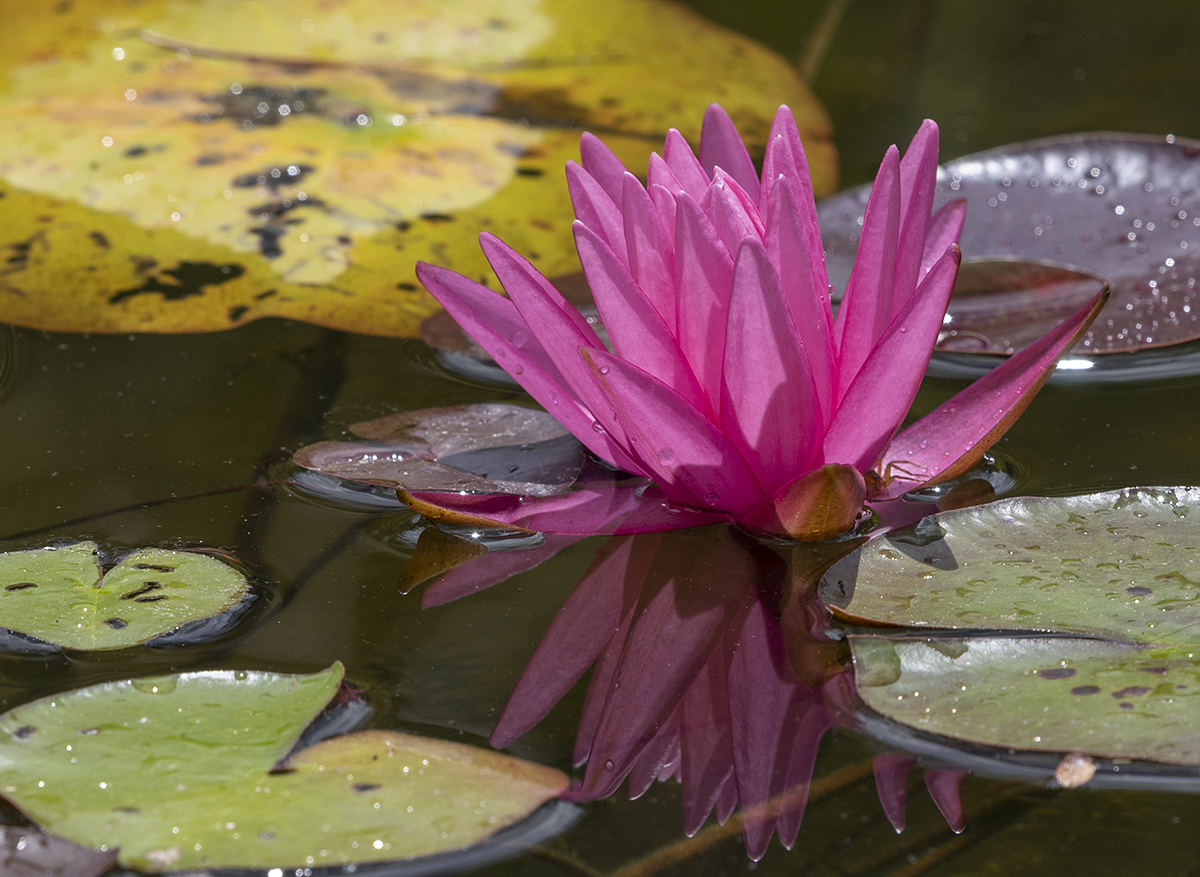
left=820, top=133, right=1200, bottom=353
left=938, top=259, right=1109, bottom=354
left=0, top=825, right=118, bottom=877
left=293, top=403, right=586, bottom=499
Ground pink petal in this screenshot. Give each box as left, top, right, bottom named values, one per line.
left=648, top=150, right=683, bottom=191
left=675, top=193, right=735, bottom=418
left=924, top=769, right=968, bottom=834
left=920, top=199, right=967, bottom=283
left=628, top=707, right=681, bottom=799
left=401, top=482, right=730, bottom=535
left=873, top=754, right=917, bottom=833
left=680, top=646, right=736, bottom=836
left=416, top=262, right=634, bottom=469
left=573, top=544, right=657, bottom=772
left=774, top=695, right=833, bottom=849
left=663, top=128, right=711, bottom=200
left=833, top=146, right=902, bottom=398
left=583, top=347, right=764, bottom=512
left=579, top=131, right=628, bottom=203
left=870, top=285, right=1108, bottom=499
left=699, top=103, right=760, bottom=202
left=572, top=529, right=755, bottom=800
left=719, top=239, right=821, bottom=493
left=621, top=172, right=678, bottom=332
left=893, top=120, right=942, bottom=312
left=566, top=161, right=629, bottom=266
left=727, top=599, right=794, bottom=860
left=701, top=170, right=764, bottom=257
left=764, top=177, right=837, bottom=424
left=480, top=232, right=600, bottom=342
left=490, top=535, right=644, bottom=748
left=649, top=183, right=678, bottom=244
left=421, top=535, right=580, bottom=608
left=759, top=106, right=830, bottom=302
left=823, top=245, right=961, bottom=473
left=574, top=223, right=708, bottom=414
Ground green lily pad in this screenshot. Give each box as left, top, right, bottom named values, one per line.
left=822, top=488, right=1200, bottom=767
left=0, top=663, right=569, bottom=872
left=850, top=634, right=1200, bottom=765
left=0, top=541, right=249, bottom=650
left=823, top=487, right=1200, bottom=645
left=0, top=0, right=833, bottom=337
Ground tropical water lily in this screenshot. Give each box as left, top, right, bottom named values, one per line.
left=416, top=105, right=1106, bottom=541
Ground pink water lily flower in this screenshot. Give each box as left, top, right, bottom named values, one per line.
left=416, top=105, right=1105, bottom=541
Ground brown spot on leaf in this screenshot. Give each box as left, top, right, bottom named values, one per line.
left=1112, top=686, right=1152, bottom=698
left=1070, top=685, right=1102, bottom=695
left=132, top=564, right=175, bottom=572
left=1139, top=666, right=1169, bottom=675
left=5, top=582, right=37, bottom=591
left=103, top=618, right=128, bottom=630
left=1126, top=586, right=1153, bottom=595
left=121, top=582, right=163, bottom=600
left=353, top=783, right=382, bottom=793
left=1037, top=668, right=1077, bottom=680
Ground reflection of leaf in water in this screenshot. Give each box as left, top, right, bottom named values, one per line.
left=0, top=663, right=569, bottom=872
left=0, top=0, right=834, bottom=336
left=826, top=488, right=1200, bottom=770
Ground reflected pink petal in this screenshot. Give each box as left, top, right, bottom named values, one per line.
left=924, top=768, right=968, bottom=834
left=873, top=753, right=917, bottom=833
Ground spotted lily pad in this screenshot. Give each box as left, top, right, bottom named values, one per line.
left=0, top=541, right=249, bottom=650
left=819, top=134, right=1200, bottom=353
left=0, top=0, right=833, bottom=336
left=822, top=488, right=1200, bottom=767
left=0, top=663, right=570, bottom=872
left=293, top=403, right=586, bottom=498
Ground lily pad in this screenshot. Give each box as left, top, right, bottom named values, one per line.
left=0, top=541, right=249, bottom=651
left=850, top=634, right=1200, bottom=766
left=0, top=0, right=833, bottom=337
left=823, top=488, right=1200, bottom=768
left=819, top=133, right=1200, bottom=353
left=822, top=487, right=1200, bottom=643
left=293, top=403, right=586, bottom=498
left=0, top=663, right=569, bottom=872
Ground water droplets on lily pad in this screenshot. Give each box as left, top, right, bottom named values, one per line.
left=0, top=663, right=571, bottom=873
left=0, top=541, right=254, bottom=651
left=824, top=488, right=1200, bottom=781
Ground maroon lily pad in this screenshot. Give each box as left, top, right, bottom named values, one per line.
left=293, top=403, right=586, bottom=499
left=820, top=133, right=1200, bottom=353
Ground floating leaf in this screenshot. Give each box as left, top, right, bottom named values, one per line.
left=850, top=634, right=1200, bottom=766
left=0, top=541, right=249, bottom=651
left=819, top=133, right=1200, bottom=353
left=822, top=487, right=1200, bottom=644
left=0, top=0, right=834, bottom=336
left=0, top=663, right=569, bottom=872
left=294, top=403, right=585, bottom=497
left=824, top=488, right=1200, bottom=767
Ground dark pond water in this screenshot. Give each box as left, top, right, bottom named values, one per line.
left=4, top=1, right=1200, bottom=875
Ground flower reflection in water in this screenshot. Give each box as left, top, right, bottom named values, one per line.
left=421, top=526, right=966, bottom=859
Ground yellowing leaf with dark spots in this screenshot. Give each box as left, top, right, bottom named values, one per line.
left=0, top=0, right=835, bottom=336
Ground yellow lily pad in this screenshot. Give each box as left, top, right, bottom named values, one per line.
left=0, top=0, right=835, bottom=336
